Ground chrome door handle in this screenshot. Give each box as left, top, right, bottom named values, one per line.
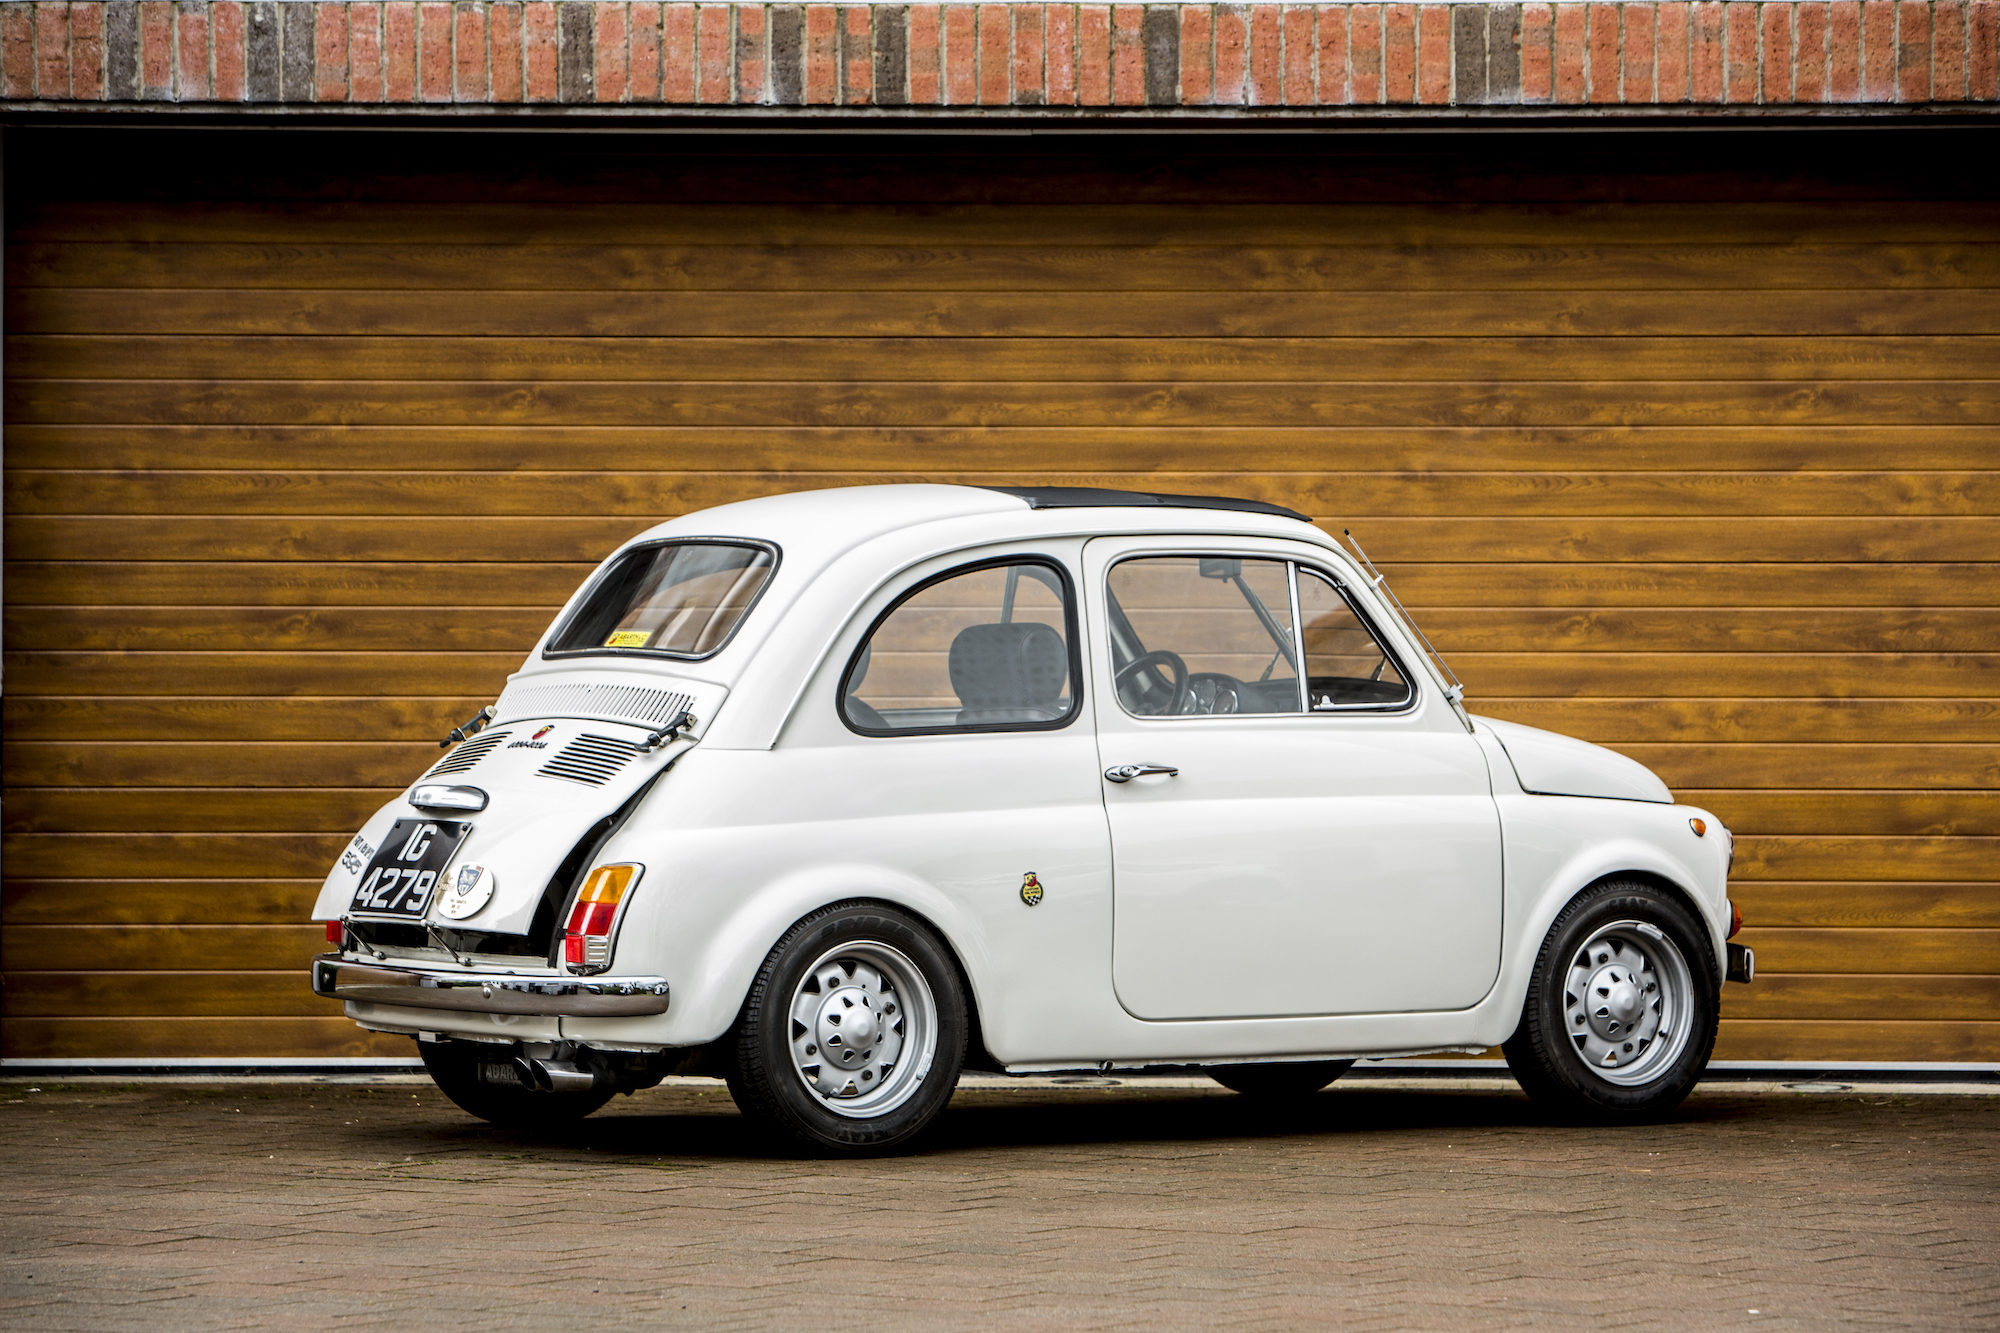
left=1104, top=763, right=1179, bottom=783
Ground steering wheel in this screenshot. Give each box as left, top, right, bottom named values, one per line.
left=1115, top=650, right=1191, bottom=716
left=1186, top=671, right=1244, bottom=714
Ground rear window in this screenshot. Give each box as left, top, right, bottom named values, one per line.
left=547, top=540, right=777, bottom=660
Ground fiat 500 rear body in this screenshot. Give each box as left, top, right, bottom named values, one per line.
left=310, top=484, right=1750, bottom=1151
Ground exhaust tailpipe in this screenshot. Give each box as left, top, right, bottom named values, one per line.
left=514, top=1056, right=601, bottom=1093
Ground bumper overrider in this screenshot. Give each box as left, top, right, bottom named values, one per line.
left=312, top=954, right=670, bottom=1017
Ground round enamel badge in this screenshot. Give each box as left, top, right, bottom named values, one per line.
left=1020, top=872, right=1043, bottom=906
left=435, top=863, right=496, bottom=921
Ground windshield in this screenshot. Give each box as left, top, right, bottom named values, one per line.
left=548, top=540, right=777, bottom=659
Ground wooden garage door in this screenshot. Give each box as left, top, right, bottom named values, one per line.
left=4, top=129, right=1995, bottom=1064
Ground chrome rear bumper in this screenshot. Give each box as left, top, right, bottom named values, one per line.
left=312, top=954, right=670, bottom=1017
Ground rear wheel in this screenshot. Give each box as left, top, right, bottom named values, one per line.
left=1207, top=1060, right=1353, bottom=1097
left=726, top=901, right=968, bottom=1155
left=1503, top=879, right=1719, bottom=1120
left=419, top=1041, right=614, bottom=1129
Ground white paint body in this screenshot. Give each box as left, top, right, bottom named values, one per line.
left=312, top=485, right=1734, bottom=1070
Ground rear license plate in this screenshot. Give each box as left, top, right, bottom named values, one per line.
left=349, top=819, right=472, bottom=920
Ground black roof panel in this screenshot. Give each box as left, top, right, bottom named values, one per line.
left=985, top=486, right=1312, bottom=524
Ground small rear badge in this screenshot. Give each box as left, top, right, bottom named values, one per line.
left=1020, top=872, right=1043, bottom=906
left=436, top=863, right=496, bottom=920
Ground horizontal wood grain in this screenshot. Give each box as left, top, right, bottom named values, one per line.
left=1732, top=927, right=2000, bottom=974
left=12, top=424, right=1998, bottom=473
left=14, top=243, right=2000, bottom=292
left=11, top=606, right=1998, bottom=656
left=3, top=833, right=352, bottom=880
left=1726, top=883, right=2000, bottom=929
left=16, top=289, right=2000, bottom=338
left=3, top=924, right=332, bottom=971
left=17, top=335, right=2000, bottom=382
left=0, top=1016, right=415, bottom=1059
left=11, top=650, right=1994, bottom=699
left=2, top=971, right=339, bottom=1017
left=17, top=200, right=1999, bottom=246
left=1474, top=700, right=2000, bottom=744
left=1718, top=973, right=2000, bottom=1022
left=3, top=879, right=322, bottom=925
left=1708, top=1020, right=1999, bottom=1061
left=1674, top=792, right=2000, bottom=837
left=9, top=559, right=1992, bottom=609
left=2, top=788, right=399, bottom=833
left=1610, top=745, right=1999, bottom=790
left=3, top=697, right=489, bottom=742
left=1728, top=836, right=2000, bottom=882
left=4, top=742, right=456, bottom=788
left=10, top=516, right=1996, bottom=563
left=13, top=469, right=2000, bottom=519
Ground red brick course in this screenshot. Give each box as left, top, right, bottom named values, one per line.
left=8, top=1, right=1994, bottom=108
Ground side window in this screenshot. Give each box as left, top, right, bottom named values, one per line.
left=1105, top=556, right=1302, bottom=716
left=1298, top=569, right=1411, bottom=709
left=842, top=559, right=1078, bottom=734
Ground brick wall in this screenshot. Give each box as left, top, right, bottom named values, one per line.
left=2, top=1, right=1993, bottom=109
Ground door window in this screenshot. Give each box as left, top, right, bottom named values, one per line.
left=842, top=559, right=1079, bottom=735
left=1106, top=556, right=1302, bottom=716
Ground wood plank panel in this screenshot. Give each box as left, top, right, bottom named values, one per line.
left=10, top=516, right=1996, bottom=563
left=9, top=559, right=1992, bottom=609
left=1709, top=1020, right=2000, bottom=1061
left=0, top=1017, right=415, bottom=1059
left=12, top=424, right=1998, bottom=473
left=12, top=606, right=2000, bottom=656
left=16, top=243, right=2000, bottom=292
left=12, top=651, right=1995, bottom=700
left=2, top=925, right=331, bottom=971
left=1673, top=792, right=2000, bottom=837
left=1731, top=928, right=2000, bottom=973
left=17, top=334, right=2000, bottom=381
left=15, top=289, right=2000, bottom=338
left=2, top=788, right=399, bottom=833
left=3, top=972, right=338, bottom=1017
left=1727, top=883, right=2000, bottom=928
left=1718, top=973, right=2000, bottom=1021
left=3, top=697, right=489, bottom=742
left=14, top=469, right=2000, bottom=519
left=3, top=879, right=322, bottom=925
left=5, top=743, right=455, bottom=788
left=1611, top=745, right=2000, bottom=790
left=3, top=833, right=350, bottom=879
left=1728, top=836, right=2000, bottom=882
left=16, top=199, right=1998, bottom=245
left=1474, top=700, right=2000, bottom=745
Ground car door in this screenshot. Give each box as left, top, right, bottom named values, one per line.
left=1086, top=537, right=1504, bottom=1020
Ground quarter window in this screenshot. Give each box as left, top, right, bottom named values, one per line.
left=843, top=559, right=1079, bottom=734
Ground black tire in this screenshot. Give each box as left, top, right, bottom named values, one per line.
left=726, top=901, right=968, bottom=1155
left=1503, top=878, right=1720, bottom=1120
left=419, top=1040, right=615, bottom=1129
left=1207, top=1060, right=1353, bottom=1097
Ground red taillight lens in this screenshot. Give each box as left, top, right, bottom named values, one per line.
left=563, top=864, right=641, bottom=972
left=324, top=920, right=344, bottom=944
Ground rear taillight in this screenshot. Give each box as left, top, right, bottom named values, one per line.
left=563, top=864, right=642, bottom=974
left=324, top=920, right=344, bottom=945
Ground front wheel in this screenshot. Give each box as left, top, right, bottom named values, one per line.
left=1503, top=878, right=1720, bottom=1120
left=726, top=901, right=968, bottom=1155
left=1207, top=1060, right=1353, bottom=1098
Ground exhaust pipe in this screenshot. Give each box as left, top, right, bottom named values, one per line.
left=513, top=1056, right=602, bottom=1093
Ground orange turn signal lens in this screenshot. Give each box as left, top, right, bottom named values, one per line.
left=1728, top=901, right=1743, bottom=940
left=1689, top=817, right=1707, bottom=837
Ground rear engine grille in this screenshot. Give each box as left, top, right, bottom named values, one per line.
left=423, top=730, right=512, bottom=778
left=538, top=733, right=639, bottom=786
left=497, top=682, right=695, bottom=730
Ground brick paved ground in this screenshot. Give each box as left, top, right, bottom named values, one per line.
left=0, top=1074, right=1994, bottom=1331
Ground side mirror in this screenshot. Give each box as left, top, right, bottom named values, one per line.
left=1198, top=557, right=1241, bottom=580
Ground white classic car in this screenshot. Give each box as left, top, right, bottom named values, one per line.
left=312, top=485, right=1753, bottom=1152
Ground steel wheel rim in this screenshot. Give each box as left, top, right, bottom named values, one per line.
left=787, top=940, right=937, bottom=1119
left=1561, top=919, right=1694, bottom=1087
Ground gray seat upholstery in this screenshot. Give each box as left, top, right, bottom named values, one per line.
left=948, top=622, right=1069, bottom=726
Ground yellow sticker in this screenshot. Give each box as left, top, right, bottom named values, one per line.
left=1020, top=872, right=1044, bottom=906
left=605, top=629, right=652, bottom=648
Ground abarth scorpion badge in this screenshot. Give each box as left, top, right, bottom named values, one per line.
left=1020, top=872, right=1043, bottom=906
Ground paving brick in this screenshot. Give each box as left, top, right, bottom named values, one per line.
left=1383, top=0, right=1415, bottom=100
left=695, top=1, right=727, bottom=100
left=1974, top=0, right=1998, bottom=98
left=592, top=0, right=624, bottom=100
left=1077, top=1, right=1109, bottom=102
left=908, top=1, right=939, bottom=101
left=1552, top=0, right=1584, bottom=100
left=1830, top=0, right=1860, bottom=96
left=1795, top=0, right=1829, bottom=101
left=1897, top=0, right=1930, bottom=98
left=1762, top=0, right=1792, bottom=100
left=841, top=5, right=869, bottom=103
left=345, top=0, right=379, bottom=99
left=804, top=2, right=835, bottom=103
left=1213, top=0, right=1245, bottom=102
left=176, top=0, right=211, bottom=100
left=1587, top=0, right=1617, bottom=100
left=384, top=0, right=417, bottom=99
left=139, top=0, right=170, bottom=98
left=1415, top=0, right=1446, bottom=102
left=1044, top=0, right=1072, bottom=100
left=1314, top=3, right=1346, bottom=102
left=1622, top=0, right=1653, bottom=100
left=981, top=1, right=1011, bottom=103
left=942, top=1, right=974, bottom=101
left=1691, top=0, right=1721, bottom=98
left=0, top=1078, right=1992, bottom=1331
left=1519, top=0, right=1551, bottom=99
left=1724, top=0, right=1756, bottom=100
left=629, top=0, right=660, bottom=100
left=1862, top=0, right=1894, bottom=97
left=1246, top=0, right=1277, bottom=103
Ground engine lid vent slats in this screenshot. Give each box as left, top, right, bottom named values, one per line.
left=496, top=682, right=696, bottom=730
left=538, top=734, right=640, bottom=786
left=423, top=730, right=513, bottom=779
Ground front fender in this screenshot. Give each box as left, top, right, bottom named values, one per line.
left=1471, top=793, right=1732, bottom=1049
